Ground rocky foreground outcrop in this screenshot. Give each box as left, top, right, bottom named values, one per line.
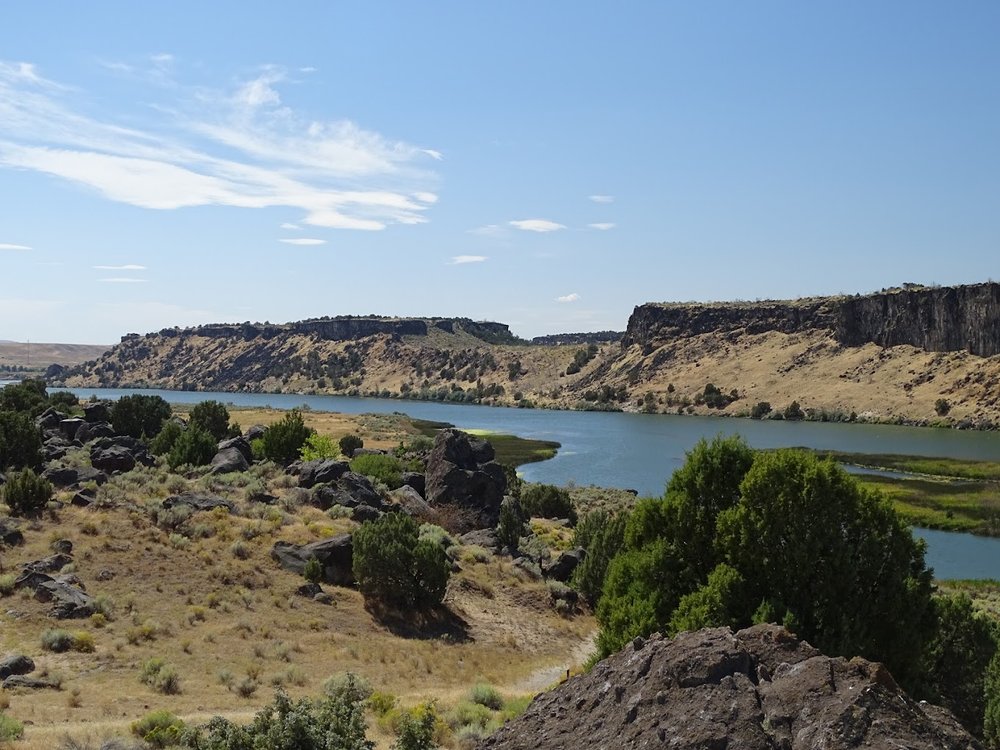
left=479, top=625, right=979, bottom=750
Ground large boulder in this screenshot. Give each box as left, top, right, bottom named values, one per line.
left=389, top=484, right=437, bottom=521
left=298, top=459, right=350, bottom=489
left=245, top=425, right=267, bottom=442
left=59, top=417, right=86, bottom=440
left=74, top=421, right=116, bottom=444
left=210, top=446, right=249, bottom=475
left=543, top=548, right=585, bottom=582
left=35, top=579, right=96, bottom=619
left=271, top=533, right=354, bottom=586
left=218, top=436, right=253, bottom=464
left=425, top=429, right=506, bottom=531
left=90, top=444, right=136, bottom=473
left=0, top=654, right=35, bottom=680
left=83, top=401, right=112, bottom=423
left=478, top=625, right=981, bottom=750
left=35, top=408, right=66, bottom=431
left=312, top=472, right=382, bottom=510
left=0, top=518, right=24, bottom=547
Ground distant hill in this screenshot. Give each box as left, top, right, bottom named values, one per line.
left=0, top=341, right=110, bottom=370
left=58, top=284, right=1000, bottom=428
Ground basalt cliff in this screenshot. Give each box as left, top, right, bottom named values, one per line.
left=58, top=284, right=1000, bottom=427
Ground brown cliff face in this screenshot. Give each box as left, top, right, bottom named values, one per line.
left=623, top=283, right=1000, bottom=357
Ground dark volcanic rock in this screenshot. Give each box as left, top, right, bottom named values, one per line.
left=351, top=504, right=381, bottom=523
left=425, top=429, right=506, bottom=531
left=0, top=518, right=24, bottom=547
left=271, top=534, right=354, bottom=586
left=245, top=424, right=266, bottom=442
left=459, top=528, right=499, bottom=550
left=74, top=420, right=115, bottom=444
left=22, top=553, right=74, bottom=575
left=478, top=625, right=981, bottom=750
left=42, top=466, right=108, bottom=487
left=543, top=548, right=585, bottom=582
left=298, top=459, right=350, bottom=489
left=312, top=472, right=382, bottom=510
left=35, top=580, right=96, bottom=619
left=90, top=444, right=136, bottom=473
left=389, top=484, right=436, bottom=521
left=162, top=492, right=235, bottom=513
left=2, top=674, right=62, bottom=690
left=210, top=446, right=249, bottom=475
left=0, top=654, right=35, bottom=680
left=83, top=401, right=112, bottom=423
left=218, top=436, right=253, bottom=464
left=400, top=471, right=425, bottom=496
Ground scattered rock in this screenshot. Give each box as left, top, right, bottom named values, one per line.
left=2, top=675, right=62, bottom=690
left=0, top=518, right=24, bottom=547
left=21, top=554, right=74, bottom=575
left=245, top=425, right=266, bottom=442
left=42, top=465, right=108, bottom=488
left=296, top=582, right=323, bottom=598
left=425, top=429, right=506, bottom=531
left=210, top=446, right=249, bottom=475
left=298, top=459, right=350, bottom=489
left=459, top=528, right=499, bottom=550
left=312, top=472, right=382, bottom=510
left=271, top=534, right=354, bottom=586
left=50, top=538, right=73, bottom=555
left=71, top=489, right=95, bottom=507
left=544, top=548, right=585, bottom=582
left=389, top=485, right=436, bottom=521
left=35, top=580, right=96, bottom=619
left=0, top=654, right=35, bottom=680
left=248, top=490, right=278, bottom=505
left=89, top=435, right=155, bottom=468
left=351, top=504, right=381, bottom=523
left=478, top=624, right=980, bottom=750
left=162, top=492, right=235, bottom=514
left=512, top=557, right=543, bottom=581
left=74, top=421, right=116, bottom=444
left=35, top=407, right=66, bottom=431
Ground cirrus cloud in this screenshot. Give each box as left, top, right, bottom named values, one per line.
left=588, top=222, right=616, bottom=230
left=0, top=242, right=31, bottom=250
left=448, top=255, right=487, bottom=265
left=0, top=61, right=440, bottom=232
left=93, top=264, right=146, bottom=270
left=280, top=238, right=326, bottom=246
left=509, top=219, right=566, bottom=233
left=588, top=195, right=614, bottom=203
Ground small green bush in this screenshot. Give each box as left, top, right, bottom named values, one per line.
left=468, top=682, right=504, bottom=710
left=301, top=433, right=339, bottom=461
left=261, top=410, right=314, bottom=464
left=3, top=467, right=52, bottom=517
left=303, top=556, right=323, bottom=584
left=41, top=628, right=75, bottom=653
left=0, top=574, right=15, bottom=596
left=521, top=484, right=577, bottom=525
left=496, top=497, right=527, bottom=551
left=167, top=424, right=217, bottom=469
left=350, top=454, right=403, bottom=489
left=189, top=400, right=232, bottom=441
left=0, top=712, right=24, bottom=742
left=353, top=515, right=449, bottom=610
left=935, top=398, right=952, bottom=417
left=139, top=657, right=181, bottom=694
left=323, top=671, right=373, bottom=704
left=393, top=702, right=439, bottom=750
left=0, top=410, right=43, bottom=470
left=150, top=420, right=183, bottom=456
left=750, top=401, right=772, bottom=419
left=131, top=709, right=185, bottom=748
left=110, top=394, right=171, bottom=439
left=339, top=434, right=364, bottom=457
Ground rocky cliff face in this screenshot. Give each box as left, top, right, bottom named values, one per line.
left=623, top=283, right=1000, bottom=357
left=479, top=625, right=980, bottom=750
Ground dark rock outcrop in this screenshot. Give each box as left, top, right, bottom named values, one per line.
left=59, top=417, right=86, bottom=440
left=0, top=518, right=23, bottom=547
left=479, top=625, right=981, bottom=750
left=89, top=435, right=155, bottom=470
left=74, top=421, right=116, bottom=444
left=543, top=548, right=584, bottom=582
left=298, top=459, right=350, bottom=489
left=623, top=282, right=1000, bottom=358
left=210, top=446, right=249, bottom=475
left=89, top=444, right=136, bottom=473
left=218, top=436, right=253, bottom=464
left=2, top=675, right=62, bottom=690
left=389, top=484, right=436, bottom=521
left=42, top=465, right=107, bottom=488
left=0, top=654, right=34, bottom=680
left=271, top=534, right=354, bottom=586
left=312, top=472, right=382, bottom=510
left=425, top=429, right=506, bottom=531
left=83, top=401, right=112, bottom=423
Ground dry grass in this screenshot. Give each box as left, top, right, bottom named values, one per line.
left=0, top=457, right=594, bottom=748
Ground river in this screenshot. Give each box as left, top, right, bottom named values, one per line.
left=61, top=387, right=1000, bottom=581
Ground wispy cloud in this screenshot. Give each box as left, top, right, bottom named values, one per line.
left=510, top=219, right=566, bottom=233
left=589, top=195, right=614, bottom=203
left=93, top=264, right=146, bottom=270
left=556, top=293, right=580, bottom=303
left=448, top=255, right=487, bottom=265
left=280, top=222, right=301, bottom=230
left=468, top=224, right=504, bottom=237
left=0, top=60, right=440, bottom=231
left=280, top=238, right=326, bottom=246
left=0, top=242, right=31, bottom=250
left=100, top=277, right=147, bottom=283
left=588, top=222, right=616, bottom=230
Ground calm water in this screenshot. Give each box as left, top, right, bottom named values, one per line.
left=68, top=387, right=1000, bottom=580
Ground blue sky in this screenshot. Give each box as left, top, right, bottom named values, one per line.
left=1, top=2, right=998, bottom=344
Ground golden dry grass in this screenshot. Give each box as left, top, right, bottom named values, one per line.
left=0, top=459, right=594, bottom=748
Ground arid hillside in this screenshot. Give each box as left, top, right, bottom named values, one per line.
left=58, top=284, right=1000, bottom=427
